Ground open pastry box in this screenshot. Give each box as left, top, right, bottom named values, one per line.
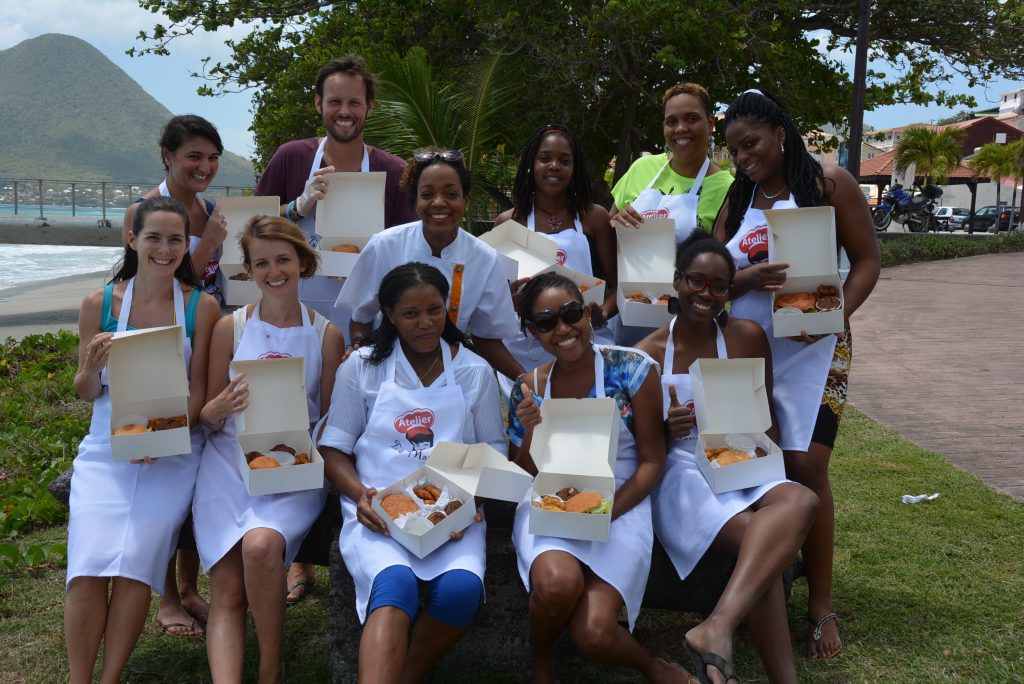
left=615, top=218, right=675, bottom=327
left=217, top=196, right=281, bottom=306
left=314, top=171, right=387, bottom=277
left=764, top=206, right=844, bottom=337
left=528, top=397, right=619, bottom=542
left=231, top=357, right=324, bottom=495
left=108, top=325, right=191, bottom=461
left=479, top=220, right=558, bottom=281
left=690, top=358, right=785, bottom=494
left=371, top=442, right=532, bottom=559
left=535, top=263, right=606, bottom=308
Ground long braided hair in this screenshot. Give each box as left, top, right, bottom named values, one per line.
left=722, top=90, right=832, bottom=240
left=510, top=124, right=594, bottom=221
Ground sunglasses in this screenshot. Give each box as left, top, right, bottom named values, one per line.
left=413, top=149, right=464, bottom=163
left=529, top=300, right=585, bottom=333
left=683, top=273, right=730, bottom=298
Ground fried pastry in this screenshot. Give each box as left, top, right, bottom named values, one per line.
left=774, top=292, right=817, bottom=312
left=565, top=491, right=603, bottom=513
left=294, top=452, right=310, bottom=465
left=424, top=484, right=442, bottom=500
left=148, top=415, right=187, bottom=431
left=248, top=456, right=280, bottom=469
left=715, top=450, right=754, bottom=466
left=444, top=500, right=463, bottom=515
left=331, top=244, right=360, bottom=253
left=413, top=487, right=433, bottom=501
left=626, top=291, right=651, bottom=304
left=656, top=294, right=672, bottom=305
left=381, top=494, right=419, bottom=520
left=427, top=511, right=447, bottom=525
left=816, top=284, right=839, bottom=297
left=540, top=496, right=565, bottom=509
left=113, top=423, right=148, bottom=436
left=227, top=272, right=252, bottom=281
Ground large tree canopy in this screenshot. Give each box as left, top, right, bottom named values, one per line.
left=131, top=0, right=1024, bottom=185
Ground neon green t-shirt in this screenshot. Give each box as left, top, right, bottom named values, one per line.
left=611, top=153, right=733, bottom=232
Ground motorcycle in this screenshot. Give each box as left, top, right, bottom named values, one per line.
left=871, top=183, right=943, bottom=233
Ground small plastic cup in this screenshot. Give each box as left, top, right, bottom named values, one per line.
left=725, top=433, right=757, bottom=455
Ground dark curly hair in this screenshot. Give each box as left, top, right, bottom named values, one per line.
left=399, top=148, right=472, bottom=205
left=675, top=228, right=735, bottom=281
left=516, top=272, right=582, bottom=334
left=368, top=263, right=473, bottom=365
left=510, top=124, right=593, bottom=221
left=722, top=89, right=832, bottom=240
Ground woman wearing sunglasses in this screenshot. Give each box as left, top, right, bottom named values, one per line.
left=338, top=149, right=523, bottom=380
left=637, top=230, right=818, bottom=684
left=715, top=90, right=879, bottom=660
left=319, top=262, right=504, bottom=683
left=493, top=124, right=616, bottom=373
left=508, top=272, right=692, bottom=684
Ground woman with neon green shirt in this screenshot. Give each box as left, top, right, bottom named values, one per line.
left=610, top=83, right=733, bottom=242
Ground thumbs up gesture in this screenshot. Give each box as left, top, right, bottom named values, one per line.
left=666, top=384, right=695, bottom=439
left=516, top=382, right=542, bottom=434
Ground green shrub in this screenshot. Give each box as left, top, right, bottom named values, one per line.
left=879, top=230, right=1024, bottom=267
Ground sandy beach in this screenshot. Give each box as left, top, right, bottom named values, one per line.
left=0, top=270, right=109, bottom=340
left=0, top=218, right=121, bottom=247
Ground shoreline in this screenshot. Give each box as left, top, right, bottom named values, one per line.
left=0, top=218, right=122, bottom=247
left=0, top=270, right=109, bottom=341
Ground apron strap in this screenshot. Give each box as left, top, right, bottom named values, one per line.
left=447, top=263, right=465, bottom=325
left=714, top=320, right=728, bottom=358
left=664, top=316, right=677, bottom=374
left=641, top=157, right=673, bottom=193
left=686, top=157, right=711, bottom=196
left=544, top=345, right=605, bottom=399
left=232, top=306, right=248, bottom=354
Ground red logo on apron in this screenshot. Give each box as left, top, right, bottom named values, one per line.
left=642, top=208, right=670, bottom=219
left=394, top=409, right=436, bottom=451
left=556, top=249, right=567, bottom=265
left=258, top=351, right=292, bottom=359
left=738, top=225, right=769, bottom=265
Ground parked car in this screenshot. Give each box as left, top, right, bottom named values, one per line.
left=933, top=206, right=969, bottom=231
left=965, top=205, right=1020, bottom=232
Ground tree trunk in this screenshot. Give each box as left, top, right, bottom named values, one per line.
left=612, top=94, right=638, bottom=188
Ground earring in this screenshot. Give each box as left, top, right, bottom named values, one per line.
left=588, top=323, right=596, bottom=346
left=717, top=308, right=729, bottom=326
left=527, top=335, right=543, bottom=362
left=780, top=142, right=785, bottom=154
left=667, top=296, right=680, bottom=316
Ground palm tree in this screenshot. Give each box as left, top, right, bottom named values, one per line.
left=364, top=47, right=521, bottom=233
left=893, top=126, right=965, bottom=186
left=969, top=142, right=1018, bottom=228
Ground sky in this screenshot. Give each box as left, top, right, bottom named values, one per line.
left=1, top=1, right=1021, bottom=160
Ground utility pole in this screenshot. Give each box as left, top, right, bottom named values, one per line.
left=846, top=0, right=871, bottom=179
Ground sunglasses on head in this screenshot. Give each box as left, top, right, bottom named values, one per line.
left=529, top=300, right=585, bottom=333
left=413, top=149, right=464, bottom=163
left=683, top=273, right=730, bottom=297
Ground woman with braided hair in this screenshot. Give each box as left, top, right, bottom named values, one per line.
left=713, top=89, right=879, bottom=664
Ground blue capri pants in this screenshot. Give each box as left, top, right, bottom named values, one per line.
left=367, top=565, right=482, bottom=628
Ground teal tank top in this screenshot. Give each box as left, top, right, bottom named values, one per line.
left=101, top=282, right=201, bottom=338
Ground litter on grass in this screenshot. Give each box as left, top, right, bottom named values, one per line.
left=901, top=492, right=940, bottom=504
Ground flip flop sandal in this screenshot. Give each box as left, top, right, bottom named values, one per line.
left=158, top=619, right=203, bottom=639
left=285, top=580, right=312, bottom=607
left=806, top=611, right=842, bottom=659
left=683, top=640, right=738, bottom=684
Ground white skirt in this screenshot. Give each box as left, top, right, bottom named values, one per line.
left=652, top=447, right=787, bottom=580
left=511, top=480, right=652, bottom=631
left=192, top=425, right=327, bottom=571
left=66, top=392, right=202, bottom=594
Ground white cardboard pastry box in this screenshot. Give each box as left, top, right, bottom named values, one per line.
left=479, top=220, right=558, bottom=281
left=528, top=397, right=619, bottom=542
left=314, top=171, right=387, bottom=277
left=764, top=206, right=844, bottom=337
left=232, top=357, right=325, bottom=496
left=371, top=442, right=532, bottom=559
left=615, top=218, right=675, bottom=327
left=217, top=195, right=281, bottom=306
left=535, top=263, right=606, bottom=308
left=108, top=325, right=191, bottom=462
left=689, top=357, right=785, bottom=494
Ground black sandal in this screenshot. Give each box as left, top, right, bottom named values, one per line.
left=683, top=640, right=738, bottom=684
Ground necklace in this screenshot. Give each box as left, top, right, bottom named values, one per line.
left=759, top=184, right=786, bottom=200
left=414, top=348, right=443, bottom=387
left=535, top=202, right=567, bottom=233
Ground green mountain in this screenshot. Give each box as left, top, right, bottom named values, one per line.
left=0, top=34, right=254, bottom=186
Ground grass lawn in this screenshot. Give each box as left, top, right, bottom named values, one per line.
left=1, top=333, right=1022, bottom=682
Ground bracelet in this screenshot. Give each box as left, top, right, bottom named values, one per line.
left=292, top=199, right=305, bottom=219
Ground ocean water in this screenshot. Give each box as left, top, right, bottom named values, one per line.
left=0, top=244, right=122, bottom=291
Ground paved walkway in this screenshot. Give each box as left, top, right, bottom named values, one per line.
left=847, top=252, right=1024, bottom=500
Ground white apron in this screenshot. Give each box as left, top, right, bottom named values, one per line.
left=651, top=317, right=787, bottom=580
left=611, top=157, right=711, bottom=347
left=67, top=278, right=202, bottom=594
left=192, top=302, right=328, bottom=571
left=337, top=342, right=486, bottom=623
left=511, top=345, right=652, bottom=630
left=724, top=194, right=837, bottom=452
left=628, top=156, right=710, bottom=245
left=296, top=138, right=370, bottom=330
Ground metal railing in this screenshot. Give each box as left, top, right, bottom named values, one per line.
left=0, top=178, right=254, bottom=226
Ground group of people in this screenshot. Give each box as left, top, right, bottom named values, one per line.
left=64, top=53, right=879, bottom=684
